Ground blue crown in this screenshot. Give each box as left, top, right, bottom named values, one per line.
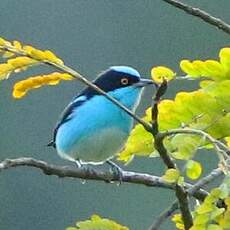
left=110, top=66, right=140, bottom=78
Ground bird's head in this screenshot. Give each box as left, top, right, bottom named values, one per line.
left=94, top=66, right=155, bottom=92
left=89, top=66, right=155, bottom=111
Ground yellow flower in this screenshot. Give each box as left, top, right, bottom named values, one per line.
left=29, top=48, right=63, bottom=64
left=0, top=63, right=13, bottom=79
left=0, top=37, right=7, bottom=46
left=23, top=45, right=36, bottom=55
left=13, top=72, right=74, bottom=99
left=30, top=49, right=46, bottom=61
left=12, top=90, right=27, bottom=99
left=2, top=51, right=15, bottom=58
left=7, top=57, right=37, bottom=69
left=13, top=40, right=22, bottom=50
left=44, top=50, right=64, bottom=65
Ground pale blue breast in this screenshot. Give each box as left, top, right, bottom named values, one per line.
left=55, top=86, right=143, bottom=164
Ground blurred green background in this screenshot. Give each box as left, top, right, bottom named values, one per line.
left=0, top=1, right=229, bottom=229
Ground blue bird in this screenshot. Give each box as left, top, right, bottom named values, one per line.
left=48, top=66, right=154, bottom=168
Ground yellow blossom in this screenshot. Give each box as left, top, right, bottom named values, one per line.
left=29, top=48, right=63, bottom=64
left=13, top=72, right=74, bottom=99
left=7, top=57, right=37, bottom=69
left=30, top=49, right=46, bottom=61
left=23, top=45, right=36, bottom=55
left=0, top=37, right=7, bottom=46
left=44, top=50, right=64, bottom=64
left=13, top=40, right=22, bottom=50
left=2, top=51, right=15, bottom=58
left=0, top=63, right=13, bottom=79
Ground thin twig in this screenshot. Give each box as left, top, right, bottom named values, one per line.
left=148, top=200, right=178, bottom=230
left=162, top=0, right=230, bottom=35
left=0, top=157, right=208, bottom=201
left=149, top=168, right=223, bottom=230
left=161, top=128, right=230, bottom=160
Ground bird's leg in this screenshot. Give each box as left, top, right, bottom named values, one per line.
left=74, top=159, right=88, bottom=184
left=106, top=160, right=123, bottom=184
left=74, top=159, right=82, bottom=168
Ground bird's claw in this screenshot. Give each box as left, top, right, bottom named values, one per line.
left=106, top=160, right=123, bottom=185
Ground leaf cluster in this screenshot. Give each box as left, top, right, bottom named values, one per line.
left=66, top=215, right=129, bottom=230
left=119, top=47, right=230, bottom=180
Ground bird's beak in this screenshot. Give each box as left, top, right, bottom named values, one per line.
left=134, top=78, right=157, bottom=88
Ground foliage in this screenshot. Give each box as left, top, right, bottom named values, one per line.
left=172, top=176, right=230, bottom=230
left=66, top=215, right=129, bottom=230
left=1, top=36, right=230, bottom=230
left=119, top=47, right=230, bottom=176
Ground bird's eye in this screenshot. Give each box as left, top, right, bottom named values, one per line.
left=121, top=77, right=129, bottom=85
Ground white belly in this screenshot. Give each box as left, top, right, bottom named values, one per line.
left=57, top=127, right=128, bottom=164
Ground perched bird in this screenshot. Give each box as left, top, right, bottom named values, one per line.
left=48, top=66, right=154, bottom=168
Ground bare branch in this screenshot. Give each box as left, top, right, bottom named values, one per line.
left=188, top=168, right=223, bottom=195
left=148, top=200, right=178, bottom=230
left=162, top=0, right=230, bottom=35
left=0, top=157, right=208, bottom=200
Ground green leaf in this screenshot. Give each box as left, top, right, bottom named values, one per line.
left=162, top=169, right=180, bottom=183
left=210, top=188, right=222, bottom=199
left=186, top=160, right=202, bottom=180
left=196, top=203, right=215, bottom=214
left=119, top=48, right=230, bottom=163
left=210, top=207, right=225, bottom=220
left=66, top=215, right=129, bottom=230
left=207, top=224, right=223, bottom=230
left=189, top=225, right=206, bottom=230
left=193, top=213, right=210, bottom=225
left=118, top=123, right=154, bottom=163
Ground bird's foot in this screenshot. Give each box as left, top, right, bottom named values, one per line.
left=106, top=160, right=123, bottom=185
left=74, top=159, right=83, bottom=168
left=74, top=159, right=88, bottom=184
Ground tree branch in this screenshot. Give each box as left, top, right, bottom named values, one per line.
left=149, top=168, right=223, bottom=230
left=162, top=0, right=230, bottom=35
left=150, top=81, right=193, bottom=229
left=0, top=157, right=209, bottom=200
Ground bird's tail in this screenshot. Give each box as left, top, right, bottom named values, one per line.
left=47, top=140, right=56, bottom=148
